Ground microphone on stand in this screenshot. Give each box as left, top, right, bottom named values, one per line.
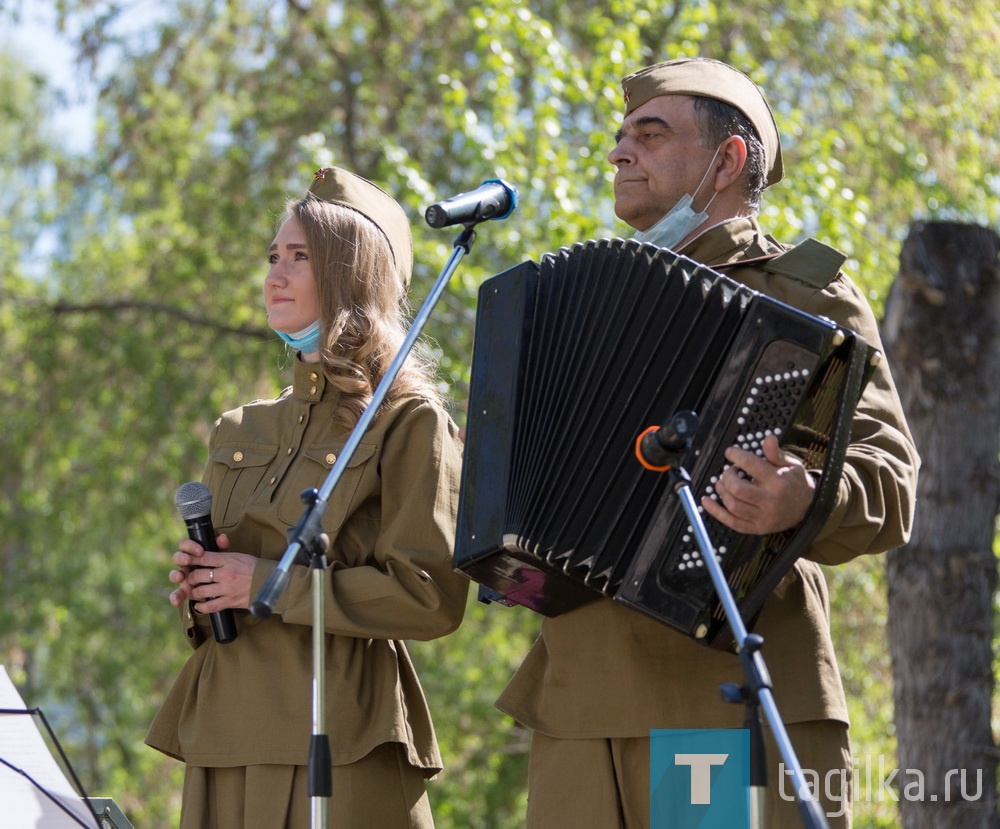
left=635, top=410, right=699, bottom=471
left=424, top=179, right=518, bottom=228
left=174, top=482, right=239, bottom=644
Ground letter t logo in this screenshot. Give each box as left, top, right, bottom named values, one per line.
left=674, top=753, right=729, bottom=804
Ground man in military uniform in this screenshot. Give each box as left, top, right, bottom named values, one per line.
left=495, top=57, right=919, bottom=828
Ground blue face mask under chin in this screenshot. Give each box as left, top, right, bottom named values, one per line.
left=633, top=146, right=722, bottom=251
left=276, top=319, right=321, bottom=354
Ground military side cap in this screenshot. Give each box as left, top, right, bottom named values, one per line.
left=308, top=167, right=414, bottom=289
left=621, top=58, right=784, bottom=187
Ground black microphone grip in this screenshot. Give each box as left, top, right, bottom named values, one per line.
left=175, top=484, right=239, bottom=644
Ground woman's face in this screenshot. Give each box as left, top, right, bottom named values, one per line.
left=264, top=215, right=320, bottom=335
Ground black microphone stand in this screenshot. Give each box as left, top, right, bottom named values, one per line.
left=249, top=221, right=482, bottom=829
left=640, top=411, right=830, bottom=829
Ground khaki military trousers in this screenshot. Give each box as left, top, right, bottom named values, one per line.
left=525, top=720, right=852, bottom=829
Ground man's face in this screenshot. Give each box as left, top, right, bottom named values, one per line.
left=608, top=94, right=717, bottom=232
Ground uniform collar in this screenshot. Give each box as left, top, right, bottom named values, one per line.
left=292, top=356, right=328, bottom=403
left=676, top=216, right=777, bottom=267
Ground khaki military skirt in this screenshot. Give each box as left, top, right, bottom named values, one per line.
left=179, top=742, right=434, bottom=829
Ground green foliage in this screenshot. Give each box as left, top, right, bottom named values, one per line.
left=1, top=1, right=997, bottom=825
left=826, top=559, right=900, bottom=828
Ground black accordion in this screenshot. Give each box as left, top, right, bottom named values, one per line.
left=454, top=238, right=874, bottom=649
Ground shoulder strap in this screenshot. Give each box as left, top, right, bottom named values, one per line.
left=762, top=238, right=847, bottom=289
left=711, top=238, right=847, bottom=290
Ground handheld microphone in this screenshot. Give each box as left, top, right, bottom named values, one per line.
left=174, top=482, right=238, bottom=644
left=424, top=178, right=518, bottom=228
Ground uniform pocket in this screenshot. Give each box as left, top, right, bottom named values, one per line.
left=209, top=443, right=278, bottom=529
left=277, top=442, right=378, bottom=532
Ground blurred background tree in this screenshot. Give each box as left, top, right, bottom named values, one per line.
left=0, top=1, right=996, bottom=826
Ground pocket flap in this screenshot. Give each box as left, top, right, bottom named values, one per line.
left=301, top=442, right=377, bottom=470
left=210, top=443, right=278, bottom=470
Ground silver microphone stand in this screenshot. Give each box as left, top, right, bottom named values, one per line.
left=639, top=411, right=831, bottom=829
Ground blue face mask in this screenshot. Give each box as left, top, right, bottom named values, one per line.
left=633, top=147, right=721, bottom=251
left=276, top=319, right=321, bottom=354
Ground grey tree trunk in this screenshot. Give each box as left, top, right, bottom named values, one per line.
left=882, top=221, right=1000, bottom=829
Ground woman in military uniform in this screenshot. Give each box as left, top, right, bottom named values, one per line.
left=146, top=167, right=469, bottom=829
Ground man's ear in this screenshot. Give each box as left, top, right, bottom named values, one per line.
left=713, top=135, right=748, bottom=192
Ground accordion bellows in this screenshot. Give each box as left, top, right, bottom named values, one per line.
left=455, top=238, right=872, bottom=649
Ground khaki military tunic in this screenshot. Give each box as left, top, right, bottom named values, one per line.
left=146, top=357, right=470, bottom=774
left=497, top=217, right=919, bottom=737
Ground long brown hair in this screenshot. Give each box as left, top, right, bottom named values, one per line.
left=286, top=196, right=440, bottom=428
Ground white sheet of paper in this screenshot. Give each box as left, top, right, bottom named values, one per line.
left=0, top=666, right=98, bottom=828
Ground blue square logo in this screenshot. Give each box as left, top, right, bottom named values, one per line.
left=650, top=729, right=750, bottom=828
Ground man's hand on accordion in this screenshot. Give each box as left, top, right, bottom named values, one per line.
left=701, top=435, right=816, bottom=536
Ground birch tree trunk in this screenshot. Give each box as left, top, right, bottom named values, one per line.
left=883, top=221, right=1000, bottom=829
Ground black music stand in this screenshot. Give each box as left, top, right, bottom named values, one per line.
left=638, top=411, right=830, bottom=829
left=85, top=799, right=135, bottom=829
left=0, top=702, right=102, bottom=828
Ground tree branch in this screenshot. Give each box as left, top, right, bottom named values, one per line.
left=38, top=297, right=273, bottom=340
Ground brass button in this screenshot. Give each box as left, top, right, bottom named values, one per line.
left=309, top=372, right=319, bottom=382
left=298, top=414, right=304, bottom=423
left=287, top=447, right=294, bottom=455
left=326, top=453, right=336, bottom=465
left=309, top=385, right=318, bottom=395
left=269, top=476, right=276, bottom=485
left=233, top=451, right=244, bottom=463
